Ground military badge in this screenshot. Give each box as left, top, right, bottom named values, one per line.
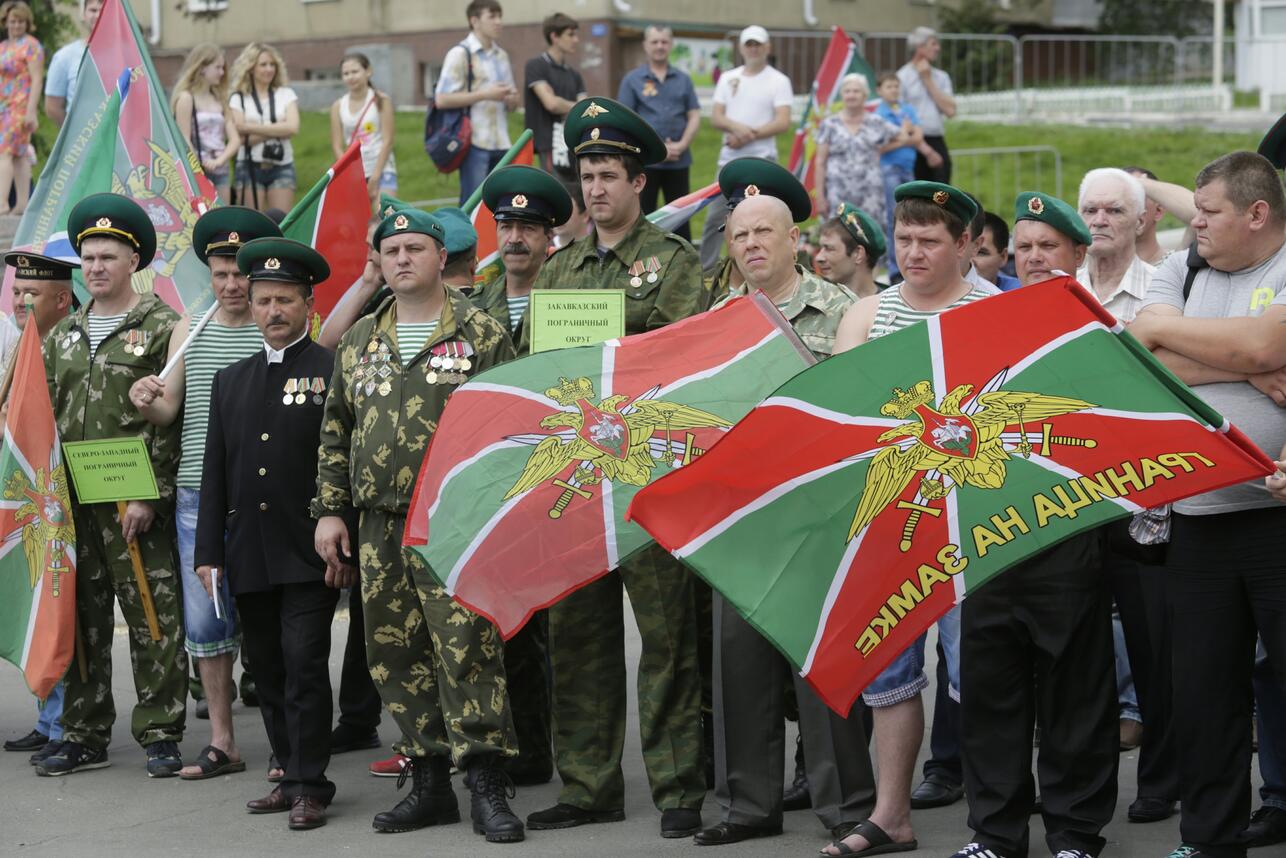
left=1027, top=196, right=1045, bottom=215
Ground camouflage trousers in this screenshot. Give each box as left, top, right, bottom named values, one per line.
left=62, top=503, right=188, bottom=750
left=358, top=510, right=516, bottom=765
left=548, top=543, right=706, bottom=811
left=502, top=609, right=553, bottom=781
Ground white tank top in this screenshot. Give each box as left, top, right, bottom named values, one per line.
left=339, top=89, right=396, bottom=178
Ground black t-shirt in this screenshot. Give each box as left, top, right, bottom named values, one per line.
left=523, top=52, right=585, bottom=159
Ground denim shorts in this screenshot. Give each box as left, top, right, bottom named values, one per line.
left=377, top=169, right=398, bottom=192
left=234, top=160, right=296, bottom=191
left=862, top=605, right=961, bottom=707
left=176, top=487, right=239, bottom=657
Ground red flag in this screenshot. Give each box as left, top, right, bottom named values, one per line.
left=0, top=321, right=78, bottom=699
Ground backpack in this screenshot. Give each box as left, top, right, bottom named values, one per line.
left=424, top=44, right=473, bottom=173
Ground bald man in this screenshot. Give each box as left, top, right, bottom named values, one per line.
left=695, top=193, right=874, bottom=848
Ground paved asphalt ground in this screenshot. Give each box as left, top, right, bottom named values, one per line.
left=0, top=599, right=1265, bottom=857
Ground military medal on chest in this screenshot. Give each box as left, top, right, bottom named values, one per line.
left=311, top=377, right=326, bottom=405
left=282, top=378, right=298, bottom=405
left=294, top=377, right=310, bottom=405
left=426, top=341, right=476, bottom=385
left=628, top=260, right=646, bottom=288
left=644, top=255, right=661, bottom=284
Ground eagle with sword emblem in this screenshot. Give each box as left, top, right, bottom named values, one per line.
left=847, top=368, right=1097, bottom=550
left=4, top=465, right=75, bottom=594
left=505, top=377, right=731, bottom=518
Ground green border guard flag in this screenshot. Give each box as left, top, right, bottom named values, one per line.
left=627, top=278, right=1275, bottom=714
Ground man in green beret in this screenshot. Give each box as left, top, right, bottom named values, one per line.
left=127, top=205, right=281, bottom=781
left=522, top=96, right=707, bottom=840
left=195, top=236, right=343, bottom=829
left=435, top=206, right=480, bottom=296
left=470, top=163, right=575, bottom=787
left=1011, top=191, right=1090, bottom=288
left=695, top=191, right=875, bottom=849
left=823, top=180, right=995, bottom=858
left=312, top=207, right=526, bottom=843
left=706, top=156, right=814, bottom=306
left=37, top=193, right=188, bottom=779
left=815, top=202, right=888, bottom=298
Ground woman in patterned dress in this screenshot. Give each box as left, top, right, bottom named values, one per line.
left=171, top=43, right=241, bottom=205
left=813, top=74, right=913, bottom=234
left=0, top=1, right=43, bottom=216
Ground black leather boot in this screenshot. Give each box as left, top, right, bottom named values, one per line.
left=465, top=757, right=525, bottom=843
left=371, top=756, right=460, bottom=833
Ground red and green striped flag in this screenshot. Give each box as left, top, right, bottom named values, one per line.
left=6, top=0, right=213, bottom=315
left=0, top=320, right=77, bottom=700
left=281, top=140, right=370, bottom=332
left=787, top=26, right=876, bottom=215
left=627, top=278, right=1275, bottom=714
left=403, top=294, right=813, bottom=636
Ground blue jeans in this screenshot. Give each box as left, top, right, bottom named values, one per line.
left=863, top=606, right=961, bottom=707
left=176, top=487, right=239, bottom=657
left=1254, top=639, right=1286, bottom=810
left=1114, top=611, right=1141, bottom=722
left=881, top=164, right=914, bottom=278
left=35, top=681, right=65, bottom=740
left=459, top=146, right=505, bottom=205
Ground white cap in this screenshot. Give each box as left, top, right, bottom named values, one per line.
left=739, top=25, right=769, bottom=46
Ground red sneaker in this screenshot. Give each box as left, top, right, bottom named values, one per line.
left=369, top=753, right=409, bottom=778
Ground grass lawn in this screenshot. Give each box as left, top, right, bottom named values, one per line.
left=38, top=110, right=1259, bottom=237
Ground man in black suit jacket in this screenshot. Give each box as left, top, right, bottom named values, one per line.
left=195, top=237, right=350, bottom=830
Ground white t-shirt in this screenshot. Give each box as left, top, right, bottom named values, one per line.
left=896, top=63, right=954, bottom=137
left=712, top=64, right=794, bottom=167
left=231, top=86, right=298, bottom=164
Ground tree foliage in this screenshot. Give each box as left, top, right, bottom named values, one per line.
left=1099, top=0, right=1213, bottom=38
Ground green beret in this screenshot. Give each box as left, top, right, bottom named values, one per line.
left=432, top=207, right=479, bottom=260
left=373, top=208, right=446, bottom=251
left=68, top=192, right=156, bottom=270
left=1014, top=192, right=1091, bottom=246
left=831, top=202, right=886, bottom=259
left=4, top=250, right=78, bottom=280
left=718, top=157, right=812, bottom=223
left=562, top=97, right=667, bottom=166
left=236, top=237, right=330, bottom=287
left=481, top=164, right=572, bottom=226
left=378, top=192, right=411, bottom=220
left=893, top=181, right=978, bottom=229
left=1260, top=114, right=1286, bottom=170
left=192, top=206, right=282, bottom=265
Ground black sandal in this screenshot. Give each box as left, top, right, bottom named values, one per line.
left=179, top=745, right=246, bottom=780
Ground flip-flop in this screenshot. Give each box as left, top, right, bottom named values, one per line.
left=821, top=819, right=918, bottom=857
left=179, top=745, right=246, bottom=780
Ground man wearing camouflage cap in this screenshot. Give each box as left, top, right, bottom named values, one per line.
left=313, top=207, right=525, bottom=843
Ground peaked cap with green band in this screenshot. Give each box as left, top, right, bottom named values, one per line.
left=4, top=250, right=79, bottom=280
left=831, top=201, right=886, bottom=259
left=563, top=97, right=667, bottom=166
left=894, top=181, right=978, bottom=229
left=68, top=192, right=156, bottom=270
left=718, top=157, right=812, bottom=223
left=378, top=192, right=412, bottom=220
left=236, top=237, right=330, bottom=287
left=193, top=206, right=282, bottom=265
left=1014, top=192, right=1091, bottom=246
left=373, top=208, right=446, bottom=251
left=433, top=206, right=479, bottom=260
left=481, top=164, right=572, bottom=226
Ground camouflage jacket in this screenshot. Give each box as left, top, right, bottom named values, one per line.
left=312, top=287, right=516, bottom=517
left=703, top=256, right=739, bottom=311
left=469, top=271, right=527, bottom=353
left=43, top=293, right=181, bottom=509
left=716, top=265, right=857, bottom=358
left=518, top=214, right=703, bottom=351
